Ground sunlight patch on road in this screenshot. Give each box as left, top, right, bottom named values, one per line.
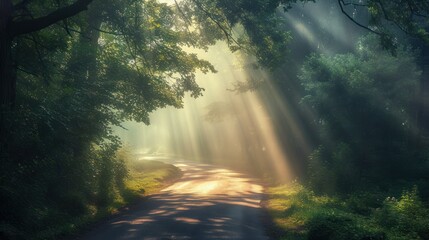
left=112, top=218, right=155, bottom=225
left=153, top=164, right=265, bottom=212
left=149, top=210, right=168, bottom=215
left=192, top=181, right=219, bottom=194
left=174, top=217, right=201, bottom=224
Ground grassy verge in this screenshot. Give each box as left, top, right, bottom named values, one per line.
left=41, top=159, right=182, bottom=240
left=119, top=160, right=183, bottom=204
left=266, top=182, right=429, bottom=240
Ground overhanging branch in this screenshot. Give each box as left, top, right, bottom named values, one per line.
left=337, top=0, right=381, bottom=36
left=10, top=0, right=94, bottom=37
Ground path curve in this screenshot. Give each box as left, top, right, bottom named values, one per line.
left=78, top=160, right=269, bottom=240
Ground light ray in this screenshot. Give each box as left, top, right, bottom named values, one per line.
left=115, top=40, right=311, bottom=182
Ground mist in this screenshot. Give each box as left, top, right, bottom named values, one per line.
left=114, top=0, right=368, bottom=180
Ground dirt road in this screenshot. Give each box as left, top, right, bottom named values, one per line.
left=78, top=161, right=269, bottom=240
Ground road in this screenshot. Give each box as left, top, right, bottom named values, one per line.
left=78, top=161, right=269, bottom=240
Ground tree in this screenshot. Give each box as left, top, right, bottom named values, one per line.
left=1, top=0, right=428, bottom=237
left=300, top=34, right=422, bottom=192
left=337, top=0, right=429, bottom=46
left=336, top=0, right=429, bottom=138
left=0, top=0, right=94, bottom=108
left=1, top=0, right=302, bottom=237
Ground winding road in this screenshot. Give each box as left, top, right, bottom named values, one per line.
left=78, top=161, right=269, bottom=240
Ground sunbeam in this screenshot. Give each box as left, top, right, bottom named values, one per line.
left=114, top=42, right=301, bottom=181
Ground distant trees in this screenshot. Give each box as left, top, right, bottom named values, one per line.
left=337, top=0, right=429, bottom=138
left=300, top=35, right=424, bottom=193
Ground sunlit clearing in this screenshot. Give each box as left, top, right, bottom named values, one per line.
left=114, top=42, right=307, bottom=182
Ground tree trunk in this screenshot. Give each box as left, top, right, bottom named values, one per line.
left=418, top=62, right=429, bottom=140
left=0, top=34, right=15, bottom=110
left=1, top=0, right=94, bottom=109
left=66, top=1, right=102, bottom=84
left=0, top=0, right=14, bottom=153
left=0, top=0, right=14, bottom=109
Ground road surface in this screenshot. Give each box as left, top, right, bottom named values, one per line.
left=78, top=161, right=269, bottom=240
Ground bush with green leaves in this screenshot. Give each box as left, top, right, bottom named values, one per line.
left=374, top=187, right=429, bottom=240
left=308, top=143, right=360, bottom=194
left=300, top=34, right=423, bottom=192
left=307, top=212, right=386, bottom=240
left=268, top=183, right=429, bottom=240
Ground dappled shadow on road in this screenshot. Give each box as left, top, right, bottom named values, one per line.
left=79, top=162, right=268, bottom=240
left=98, top=193, right=265, bottom=240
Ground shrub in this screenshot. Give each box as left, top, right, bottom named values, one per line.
left=307, top=212, right=385, bottom=240
left=374, top=186, right=429, bottom=239
left=57, top=192, right=88, bottom=217
left=345, top=191, right=384, bottom=215
left=308, top=143, right=359, bottom=194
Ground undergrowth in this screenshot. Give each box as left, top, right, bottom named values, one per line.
left=267, top=183, right=429, bottom=240
left=1, top=150, right=182, bottom=240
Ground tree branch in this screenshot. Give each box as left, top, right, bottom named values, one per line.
left=30, top=33, right=51, bottom=85
left=10, top=0, right=94, bottom=37
left=338, top=0, right=381, bottom=36
left=191, top=0, right=241, bottom=47
left=174, top=0, right=192, bottom=27
left=17, top=65, right=38, bottom=77
left=340, top=0, right=368, bottom=7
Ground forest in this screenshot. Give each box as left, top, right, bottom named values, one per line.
left=1, top=0, right=429, bottom=239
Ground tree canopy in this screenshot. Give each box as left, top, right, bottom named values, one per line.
left=0, top=0, right=296, bottom=238
left=300, top=35, right=422, bottom=192
left=1, top=0, right=429, bottom=239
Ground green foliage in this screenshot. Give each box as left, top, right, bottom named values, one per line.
left=0, top=128, right=126, bottom=239
left=374, top=187, right=429, bottom=240
left=300, top=34, right=423, bottom=192
left=2, top=0, right=427, bottom=239
left=345, top=191, right=384, bottom=215
left=267, top=183, right=429, bottom=240
left=307, top=213, right=385, bottom=240
left=125, top=160, right=182, bottom=197
left=308, top=143, right=359, bottom=194
left=338, top=0, right=429, bottom=50
left=2, top=0, right=306, bottom=239
left=178, top=0, right=306, bottom=69
left=0, top=145, right=181, bottom=240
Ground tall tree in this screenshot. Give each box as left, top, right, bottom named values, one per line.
left=336, top=0, right=429, bottom=138
left=0, top=0, right=94, bottom=108
left=300, top=35, right=422, bottom=192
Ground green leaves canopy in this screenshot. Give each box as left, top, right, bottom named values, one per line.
left=300, top=35, right=422, bottom=192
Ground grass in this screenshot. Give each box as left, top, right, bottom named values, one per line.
left=101, top=159, right=183, bottom=219
left=93, top=159, right=182, bottom=214
left=32, top=159, right=182, bottom=240
left=266, top=182, right=429, bottom=240
left=120, top=160, right=183, bottom=202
